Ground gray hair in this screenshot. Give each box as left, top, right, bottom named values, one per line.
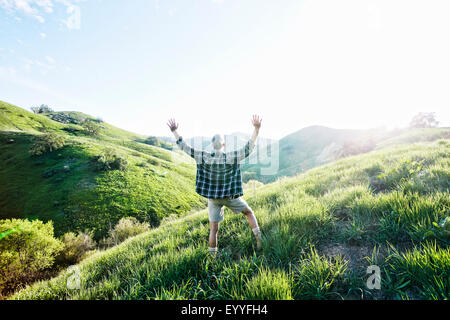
left=211, top=134, right=225, bottom=151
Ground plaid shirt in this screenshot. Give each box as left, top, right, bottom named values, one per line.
left=176, top=136, right=255, bottom=199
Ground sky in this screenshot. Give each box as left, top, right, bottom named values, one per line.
left=1, top=0, right=449, bottom=139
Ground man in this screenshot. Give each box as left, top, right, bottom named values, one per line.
left=167, top=115, right=263, bottom=255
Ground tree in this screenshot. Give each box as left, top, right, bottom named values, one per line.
left=30, top=104, right=53, bottom=114
left=409, top=112, right=439, bottom=128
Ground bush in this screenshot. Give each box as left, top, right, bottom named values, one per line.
left=160, top=142, right=173, bottom=151
left=145, top=136, right=160, bottom=147
left=82, top=119, right=101, bottom=136
left=57, top=231, right=96, bottom=265
left=29, top=132, right=66, bottom=156
left=100, top=217, right=150, bottom=247
left=0, top=219, right=64, bottom=296
left=93, top=148, right=128, bottom=171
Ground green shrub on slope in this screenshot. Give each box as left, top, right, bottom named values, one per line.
left=0, top=219, right=63, bottom=296
left=29, top=132, right=66, bottom=156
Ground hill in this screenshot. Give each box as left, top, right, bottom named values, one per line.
left=11, top=138, right=449, bottom=300
left=0, top=101, right=205, bottom=238
left=242, top=125, right=450, bottom=183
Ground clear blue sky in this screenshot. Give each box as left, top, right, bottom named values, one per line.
left=1, top=0, right=449, bottom=139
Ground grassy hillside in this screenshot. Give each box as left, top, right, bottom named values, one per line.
left=0, top=102, right=66, bottom=132
left=12, top=139, right=449, bottom=300
left=243, top=125, right=450, bottom=183
left=376, top=127, right=450, bottom=149
left=0, top=101, right=204, bottom=238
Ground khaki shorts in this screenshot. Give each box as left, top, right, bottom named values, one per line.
left=207, top=197, right=250, bottom=222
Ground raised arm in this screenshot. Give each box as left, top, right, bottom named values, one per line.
left=231, top=115, right=262, bottom=163
left=167, top=118, right=203, bottom=161
left=250, top=114, right=262, bottom=143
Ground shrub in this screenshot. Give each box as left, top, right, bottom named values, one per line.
left=82, top=119, right=101, bottom=136
left=57, top=231, right=96, bottom=265
left=100, top=217, right=150, bottom=247
left=29, top=132, right=66, bottom=156
left=93, top=148, right=128, bottom=171
left=160, top=142, right=173, bottom=151
left=145, top=136, right=160, bottom=147
left=0, top=219, right=64, bottom=296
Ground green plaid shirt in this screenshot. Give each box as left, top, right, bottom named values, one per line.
left=176, top=137, right=255, bottom=199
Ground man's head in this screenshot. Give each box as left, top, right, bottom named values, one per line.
left=211, top=134, right=225, bottom=151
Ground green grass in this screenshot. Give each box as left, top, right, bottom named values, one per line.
left=0, top=101, right=65, bottom=132
left=11, top=138, right=450, bottom=300
left=380, top=242, right=450, bottom=299
left=243, top=125, right=450, bottom=183
left=376, top=127, right=450, bottom=149
left=0, top=101, right=204, bottom=238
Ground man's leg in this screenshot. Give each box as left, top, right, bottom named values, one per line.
left=207, top=199, right=224, bottom=255
left=242, top=207, right=262, bottom=250
left=209, top=221, right=219, bottom=254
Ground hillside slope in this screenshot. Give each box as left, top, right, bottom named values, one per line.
left=12, top=139, right=449, bottom=300
left=0, top=101, right=204, bottom=238
left=0, top=101, right=66, bottom=132
left=243, top=125, right=450, bottom=183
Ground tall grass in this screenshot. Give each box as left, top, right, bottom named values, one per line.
left=383, top=242, right=450, bottom=299
left=11, top=139, right=450, bottom=300
left=292, top=248, right=348, bottom=299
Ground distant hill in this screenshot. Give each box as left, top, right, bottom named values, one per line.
left=0, top=101, right=204, bottom=238
left=242, top=125, right=450, bottom=183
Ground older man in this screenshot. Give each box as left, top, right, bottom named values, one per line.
left=167, top=115, right=263, bottom=254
